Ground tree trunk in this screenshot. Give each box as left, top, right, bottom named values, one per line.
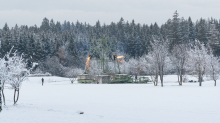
left=2, top=87, right=5, bottom=105
left=2, top=82, right=5, bottom=105
left=214, top=80, right=216, bottom=86
left=14, top=89, right=19, bottom=104
left=160, top=74, right=163, bottom=87
left=154, top=81, right=158, bottom=86
left=179, top=75, right=182, bottom=86
left=14, top=89, right=16, bottom=104
left=198, top=73, right=202, bottom=86
left=199, top=76, right=202, bottom=86
left=0, top=85, right=2, bottom=112
left=154, top=74, right=158, bottom=86
left=199, top=81, right=202, bottom=86
left=16, top=89, right=19, bottom=104
left=160, top=68, right=163, bottom=87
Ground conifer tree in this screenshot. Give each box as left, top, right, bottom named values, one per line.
left=2, top=32, right=12, bottom=55
left=208, top=24, right=220, bottom=55
left=34, top=40, right=43, bottom=62
left=169, top=10, right=182, bottom=51
left=28, top=34, right=35, bottom=57
left=11, top=25, right=19, bottom=53
left=18, top=33, right=27, bottom=56
left=40, top=18, right=50, bottom=32
left=188, top=17, right=196, bottom=43
left=140, top=25, right=148, bottom=56
left=180, top=17, right=190, bottom=43
left=126, top=20, right=136, bottom=58
left=197, top=18, right=209, bottom=45
left=56, top=21, right=62, bottom=32
left=3, top=23, right=9, bottom=32
left=68, top=35, right=78, bottom=56
left=50, top=19, right=57, bottom=32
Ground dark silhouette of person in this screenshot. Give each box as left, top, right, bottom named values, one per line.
left=42, top=78, right=44, bottom=86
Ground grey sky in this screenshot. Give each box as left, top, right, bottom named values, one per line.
left=0, top=0, right=219, bottom=27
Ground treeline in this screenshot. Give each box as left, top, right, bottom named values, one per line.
left=0, top=11, right=220, bottom=76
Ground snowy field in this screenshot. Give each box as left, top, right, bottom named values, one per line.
left=1, top=75, right=220, bottom=123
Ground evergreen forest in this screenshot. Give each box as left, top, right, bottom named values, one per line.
left=1, top=11, right=220, bottom=76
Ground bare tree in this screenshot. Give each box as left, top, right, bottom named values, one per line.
left=126, top=58, right=145, bottom=76
left=147, top=39, right=169, bottom=87
left=187, top=40, right=208, bottom=86
left=170, top=44, right=189, bottom=85
left=0, top=57, right=7, bottom=106
left=206, top=48, right=220, bottom=86
left=6, top=52, right=30, bottom=104
left=120, top=60, right=130, bottom=75
left=66, top=68, right=83, bottom=84
left=145, top=53, right=159, bottom=86
left=0, top=49, right=13, bottom=106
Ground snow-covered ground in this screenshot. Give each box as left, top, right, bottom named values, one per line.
left=1, top=75, right=220, bottom=123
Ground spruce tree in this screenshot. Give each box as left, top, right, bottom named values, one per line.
left=40, top=18, right=50, bottom=32
left=3, top=23, right=9, bottom=32
left=56, top=21, right=62, bottom=32
left=67, top=35, right=79, bottom=66
left=50, top=19, right=57, bottom=33
left=208, top=24, right=220, bottom=55
left=28, top=34, right=35, bottom=57
left=12, top=25, right=19, bottom=53
left=18, top=34, right=27, bottom=56
left=152, top=22, right=161, bottom=37
left=169, top=10, right=182, bottom=51
left=140, top=25, right=148, bottom=56
left=68, top=36, right=78, bottom=56
left=66, top=21, right=71, bottom=31
left=134, top=23, right=142, bottom=58
left=188, top=17, right=196, bottom=43
left=197, top=18, right=209, bottom=45
left=44, top=36, right=51, bottom=58
left=34, top=40, right=43, bottom=62
left=3, top=32, right=12, bottom=55
left=126, top=20, right=137, bottom=58
left=180, top=17, right=190, bottom=43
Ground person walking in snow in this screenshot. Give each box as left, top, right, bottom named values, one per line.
left=42, top=78, right=44, bottom=86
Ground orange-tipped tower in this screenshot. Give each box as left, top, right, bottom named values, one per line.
left=120, top=60, right=125, bottom=64
left=86, top=56, right=91, bottom=71
left=117, top=56, right=125, bottom=59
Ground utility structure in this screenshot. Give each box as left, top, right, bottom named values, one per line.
left=85, top=37, right=121, bottom=74
left=78, top=37, right=125, bottom=84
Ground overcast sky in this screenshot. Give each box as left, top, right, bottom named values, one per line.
left=0, top=0, right=219, bottom=28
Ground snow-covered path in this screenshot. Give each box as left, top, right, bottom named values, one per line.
left=1, top=76, right=220, bottom=123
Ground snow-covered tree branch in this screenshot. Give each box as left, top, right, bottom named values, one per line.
left=187, top=40, right=209, bottom=86
left=66, top=68, right=83, bottom=84
left=170, top=44, right=189, bottom=85
left=206, top=47, right=220, bottom=86
left=147, top=38, right=170, bottom=87
left=6, top=52, right=30, bottom=104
